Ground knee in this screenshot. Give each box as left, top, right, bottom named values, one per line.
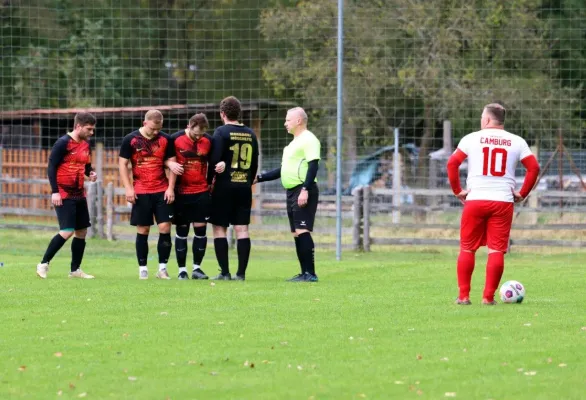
left=59, top=230, right=74, bottom=240
left=212, top=225, right=227, bottom=238
left=158, top=222, right=171, bottom=234
left=74, top=229, right=87, bottom=239
left=193, top=224, right=207, bottom=237
left=175, top=225, right=189, bottom=238
left=234, top=225, right=249, bottom=239
left=137, top=226, right=150, bottom=235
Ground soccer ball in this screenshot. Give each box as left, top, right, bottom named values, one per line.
left=499, top=280, right=525, bottom=303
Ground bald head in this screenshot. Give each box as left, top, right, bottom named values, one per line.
left=285, top=107, right=308, bottom=135
left=142, top=109, right=163, bottom=137
left=144, top=109, right=163, bottom=122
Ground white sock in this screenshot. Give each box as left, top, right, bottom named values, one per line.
left=179, top=267, right=187, bottom=274
left=193, top=264, right=201, bottom=271
left=139, top=266, right=148, bottom=272
left=159, top=263, right=167, bottom=271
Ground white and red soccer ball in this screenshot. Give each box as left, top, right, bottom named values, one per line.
left=499, top=280, right=525, bottom=303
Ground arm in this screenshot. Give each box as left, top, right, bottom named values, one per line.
left=250, top=141, right=259, bottom=184
left=302, top=159, right=319, bottom=188
left=516, top=155, right=540, bottom=200
left=257, top=167, right=281, bottom=183
left=118, top=157, right=136, bottom=204
left=47, top=138, right=68, bottom=206
left=164, top=156, right=177, bottom=204
left=208, top=130, right=224, bottom=168
left=447, top=149, right=469, bottom=204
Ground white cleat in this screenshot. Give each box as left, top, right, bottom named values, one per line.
left=139, top=269, right=148, bottom=280
left=36, top=263, right=49, bottom=279
left=69, top=269, right=95, bottom=279
left=156, top=268, right=171, bottom=280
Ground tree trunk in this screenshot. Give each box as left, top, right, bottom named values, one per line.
left=414, top=102, right=434, bottom=223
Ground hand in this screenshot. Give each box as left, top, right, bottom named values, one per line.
left=164, top=187, right=175, bottom=204
left=89, top=171, right=98, bottom=182
left=455, top=189, right=470, bottom=205
left=512, top=189, right=524, bottom=203
left=167, top=160, right=184, bottom=175
left=298, top=188, right=309, bottom=207
left=51, top=193, right=63, bottom=207
left=125, top=187, right=137, bottom=204
left=215, top=161, right=226, bottom=173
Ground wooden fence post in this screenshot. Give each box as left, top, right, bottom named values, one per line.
left=352, top=186, right=363, bottom=251
left=106, top=182, right=114, bottom=241
left=96, top=180, right=104, bottom=238
left=87, top=182, right=97, bottom=238
left=363, top=185, right=371, bottom=252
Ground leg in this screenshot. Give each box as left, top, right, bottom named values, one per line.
left=288, top=184, right=319, bottom=281
left=156, top=221, right=172, bottom=279
left=191, top=223, right=209, bottom=279
left=175, top=224, right=190, bottom=279
left=483, top=202, right=514, bottom=304
left=457, top=201, right=487, bottom=302
left=234, top=224, right=250, bottom=279
left=69, top=199, right=94, bottom=278
left=69, top=228, right=94, bottom=278
left=38, top=199, right=76, bottom=278
left=212, top=224, right=231, bottom=278
left=131, top=194, right=154, bottom=279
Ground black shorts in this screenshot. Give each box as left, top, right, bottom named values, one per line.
left=287, top=183, right=319, bottom=232
left=55, top=198, right=91, bottom=231
left=174, top=192, right=211, bottom=226
left=130, top=192, right=174, bottom=226
left=210, top=185, right=252, bottom=227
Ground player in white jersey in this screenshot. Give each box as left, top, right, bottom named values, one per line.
left=447, top=103, right=540, bottom=305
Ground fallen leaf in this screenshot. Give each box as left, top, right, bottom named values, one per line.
left=581, top=327, right=586, bottom=331
left=188, top=360, right=196, bottom=365
left=501, top=362, right=508, bottom=366
left=69, top=383, right=76, bottom=389
left=517, top=368, right=524, bottom=372
left=368, top=328, right=374, bottom=332
left=441, top=357, right=449, bottom=362
left=210, top=371, right=218, bottom=376
left=122, top=333, right=129, bottom=338
left=523, top=323, right=532, bottom=327
left=79, top=372, right=84, bottom=378
left=445, top=393, right=457, bottom=397
left=417, top=389, right=423, bottom=395
left=244, top=360, right=249, bottom=367
left=349, top=336, right=354, bottom=340
left=160, top=312, right=168, bottom=316
left=559, top=363, right=567, bottom=367
left=87, top=298, right=91, bottom=302
left=314, top=298, right=320, bottom=301
left=128, top=376, right=137, bottom=381
left=287, top=364, right=292, bottom=368
left=416, top=354, right=423, bottom=360
left=415, top=381, right=420, bottom=385
left=524, top=371, right=537, bottom=376
left=18, top=366, right=26, bottom=372
left=250, top=363, right=255, bottom=368
left=62, top=320, right=67, bottom=324
left=394, top=381, right=404, bottom=385
left=280, top=342, right=288, bottom=346
left=57, top=390, right=63, bottom=396
left=463, top=348, right=467, bottom=352
left=547, top=358, right=553, bottom=364
left=297, top=365, right=303, bottom=370
left=54, top=352, right=63, bottom=358
left=218, top=321, right=224, bottom=325
left=78, top=393, right=87, bottom=398
left=210, top=282, right=216, bottom=286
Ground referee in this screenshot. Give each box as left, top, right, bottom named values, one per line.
left=255, top=107, right=320, bottom=282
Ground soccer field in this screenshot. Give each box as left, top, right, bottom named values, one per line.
left=1, top=228, right=584, bottom=399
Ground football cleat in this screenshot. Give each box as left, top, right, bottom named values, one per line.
left=210, top=273, right=232, bottom=280
left=156, top=268, right=171, bottom=280
left=36, top=263, right=49, bottom=279
left=191, top=268, right=209, bottom=280
left=455, top=298, right=472, bottom=305
left=69, top=269, right=95, bottom=279
left=178, top=271, right=189, bottom=280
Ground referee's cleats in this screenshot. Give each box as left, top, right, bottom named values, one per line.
left=211, top=272, right=232, bottom=280
left=304, top=273, right=319, bottom=282
left=287, top=273, right=306, bottom=282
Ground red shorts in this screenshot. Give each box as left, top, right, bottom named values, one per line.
left=460, top=200, right=514, bottom=252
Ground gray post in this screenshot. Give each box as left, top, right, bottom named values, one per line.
left=96, top=180, right=104, bottom=238
left=352, top=187, right=363, bottom=251
left=335, top=0, right=345, bottom=260
left=106, top=182, right=114, bottom=241
left=392, top=128, right=401, bottom=223
left=363, top=186, right=371, bottom=252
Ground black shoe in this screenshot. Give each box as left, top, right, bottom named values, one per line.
left=287, top=273, right=306, bottom=282
left=178, top=271, right=189, bottom=280
left=211, top=273, right=232, bottom=280
left=191, top=268, right=209, bottom=280
left=304, top=272, right=319, bottom=282
left=232, top=274, right=245, bottom=281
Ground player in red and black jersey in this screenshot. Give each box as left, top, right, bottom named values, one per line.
left=36, top=112, right=98, bottom=280
left=169, top=113, right=225, bottom=280
left=208, top=96, right=259, bottom=281
left=119, top=110, right=177, bottom=280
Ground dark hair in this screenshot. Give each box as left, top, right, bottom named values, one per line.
left=484, top=103, right=506, bottom=125
left=188, top=113, right=209, bottom=131
left=74, top=112, right=96, bottom=127
left=220, top=96, right=241, bottom=121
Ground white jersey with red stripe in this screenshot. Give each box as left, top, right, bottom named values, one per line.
left=457, top=128, right=533, bottom=202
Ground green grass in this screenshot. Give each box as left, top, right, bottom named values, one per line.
left=0, top=229, right=585, bottom=400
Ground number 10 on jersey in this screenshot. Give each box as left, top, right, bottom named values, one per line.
left=482, top=147, right=507, bottom=177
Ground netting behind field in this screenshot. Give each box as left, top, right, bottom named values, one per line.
left=1, top=0, right=585, bottom=245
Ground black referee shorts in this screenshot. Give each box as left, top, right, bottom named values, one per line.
left=286, top=183, right=319, bottom=232
left=55, top=198, right=91, bottom=231
left=130, top=192, right=173, bottom=227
